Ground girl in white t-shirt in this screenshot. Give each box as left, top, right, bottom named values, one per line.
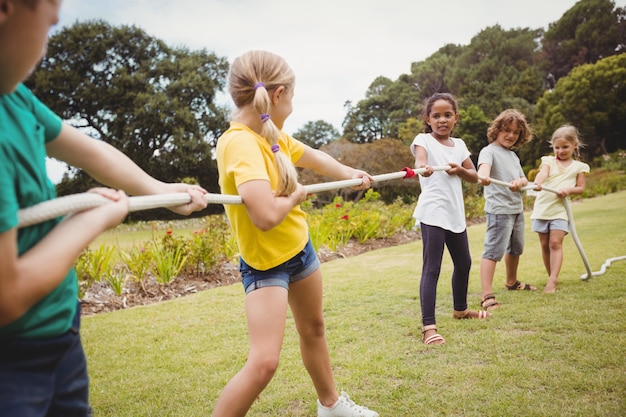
left=410, top=93, right=488, bottom=346
left=531, top=125, right=590, bottom=293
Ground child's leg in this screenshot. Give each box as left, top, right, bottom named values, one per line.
left=504, top=253, right=520, bottom=286
left=288, top=269, right=337, bottom=407
left=0, top=302, right=91, bottom=417
left=419, top=224, right=446, bottom=342
left=212, top=287, right=288, bottom=417
left=480, top=258, right=497, bottom=298
left=446, top=229, right=471, bottom=312
left=420, top=224, right=446, bottom=327
left=505, top=212, right=535, bottom=289
left=538, top=232, right=551, bottom=275
left=544, top=230, right=566, bottom=293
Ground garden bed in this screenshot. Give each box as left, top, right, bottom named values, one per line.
left=80, top=229, right=423, bottom=316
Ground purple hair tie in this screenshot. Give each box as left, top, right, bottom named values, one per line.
left=254, top=82, right=265, bottom=90
left=260, top=113, right=270, bottom=123
left=271, top=144, right=280, bottom=153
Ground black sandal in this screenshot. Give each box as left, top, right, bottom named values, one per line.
left=505, top=280, right=537, bottom=291
left=480, top=293, right=500, bottom=310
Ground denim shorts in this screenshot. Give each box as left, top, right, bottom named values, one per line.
left=482, top=213, right=525, bottom=260
left=240, top=238, right=321, bottom=294
left=532, top=219, right=569, bottom=234
left=0, top=301, right=92, bottom=417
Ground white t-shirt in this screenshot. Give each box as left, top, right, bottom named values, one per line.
left=410, top=133, right=471, bottom=233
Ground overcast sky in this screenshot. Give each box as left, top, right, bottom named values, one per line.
left=47, top=0, right=625, bottom=181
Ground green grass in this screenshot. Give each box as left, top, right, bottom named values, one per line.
left=82, top=191, right=626, bottom=416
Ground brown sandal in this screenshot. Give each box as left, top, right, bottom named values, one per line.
left=422, top=324, right=446, bottom=345
left=505, top=280, right=537, bottom=291
left=453, top=309, right=490, bottom=319
left=480, top=294, right=500, bottom=311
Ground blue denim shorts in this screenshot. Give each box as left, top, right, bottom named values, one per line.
left=240, top=238, right=320, bottom=294
left=0, top=301, right=92, bottom=417
left=532, top=219, right=569, bottom=234
left=482, top=213, right=525, bottom=260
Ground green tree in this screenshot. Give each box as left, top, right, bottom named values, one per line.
left=293, top=120, right=339, bottom=149
left=26, top=20, right=230, bottom=217
left=530, top=53, right=626, bottom=164
left=541, top=0, right=626, bottom=79
left=342, top=76, right=397, bottom=143
left=448, top=25, right=544, bottom=118
left=455, top=105, right=491, bottom=159
left=408, top=44, right=462, bottom=99
left=397, top=117, right=423, bottom=145
left=341, top=26, right=543, bottom=144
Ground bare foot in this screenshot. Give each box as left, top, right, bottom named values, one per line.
left=543, top=281, right=558, bottom=294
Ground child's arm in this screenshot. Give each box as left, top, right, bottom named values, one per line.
left=46, top=125, right=208, bottom=215
left=0, top=188, right=129, bottom=327
left=556, top=172, right=586, bottom=198
left=295, top=146, right=374, bottom=187
left=510, top=175, right=529, bottom=192
left=477, top=163, right=492, bottom=186
left=238, top=180, right=307, bottom=231
left=413, top=145, right=434, bottom=177
left=532, top=164, right=550, bottom=191
left=447, top=157, right=478, bottom=183
left=239, top=145, right=375, bottom=232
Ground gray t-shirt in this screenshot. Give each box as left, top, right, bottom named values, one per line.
left=477, top=143, right=525, bottom=214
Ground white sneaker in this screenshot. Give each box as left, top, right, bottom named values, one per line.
left=317, top=391, right=379, bottom=417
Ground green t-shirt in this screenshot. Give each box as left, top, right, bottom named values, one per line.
left=0, top=83, right=78, bottom=339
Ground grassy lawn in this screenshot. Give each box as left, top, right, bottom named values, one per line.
left=82, top=191, right=626, bottom=416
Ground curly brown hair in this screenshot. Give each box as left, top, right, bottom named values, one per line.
left=486, top=109, right=532, bottom=150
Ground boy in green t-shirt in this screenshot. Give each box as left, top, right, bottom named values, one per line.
left=0, top=1, right=208, bottom=415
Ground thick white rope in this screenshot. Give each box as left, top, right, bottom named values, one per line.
left=480, top=176, right=624, bottom=280
left=17, top=166, right=450, bottom=229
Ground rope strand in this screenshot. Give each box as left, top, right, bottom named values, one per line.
left=18, top=167, right=450, bottom=228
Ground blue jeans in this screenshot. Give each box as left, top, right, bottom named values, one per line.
left=0, top=302, right=92, bottom=417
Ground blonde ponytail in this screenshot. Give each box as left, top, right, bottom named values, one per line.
left=228, top=51, right=299, bottom=196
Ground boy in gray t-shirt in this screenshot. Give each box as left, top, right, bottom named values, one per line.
left=477, top=109, right=537, bottom=311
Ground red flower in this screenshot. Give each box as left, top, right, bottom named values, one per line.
left=166, top=229, right=172, bottom=235
left=335, top=203, right=342, bottom=208
left=341, top=215, right=349, bottom=220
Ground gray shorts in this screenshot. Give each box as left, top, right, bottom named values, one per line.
left=532, top=219, right=569, bottom=234
left=482, top=213, right=525, bottom=261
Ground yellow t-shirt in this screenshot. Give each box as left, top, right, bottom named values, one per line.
left=531, top=156, right=590, bottom=221
left=216, top=122, right=307, bottom=270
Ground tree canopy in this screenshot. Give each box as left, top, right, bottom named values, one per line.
left=530, top=53, right=626, bottom=163
left=292, top=120, right=340, bottom=148
left=26, top=20, right=230, bottom=216
left=541, top=0, right=626, bottom=80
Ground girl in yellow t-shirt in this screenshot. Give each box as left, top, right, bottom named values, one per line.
left=531, top=125, right=590, bottom=293
left=214, top=50, right=379, bottom=417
